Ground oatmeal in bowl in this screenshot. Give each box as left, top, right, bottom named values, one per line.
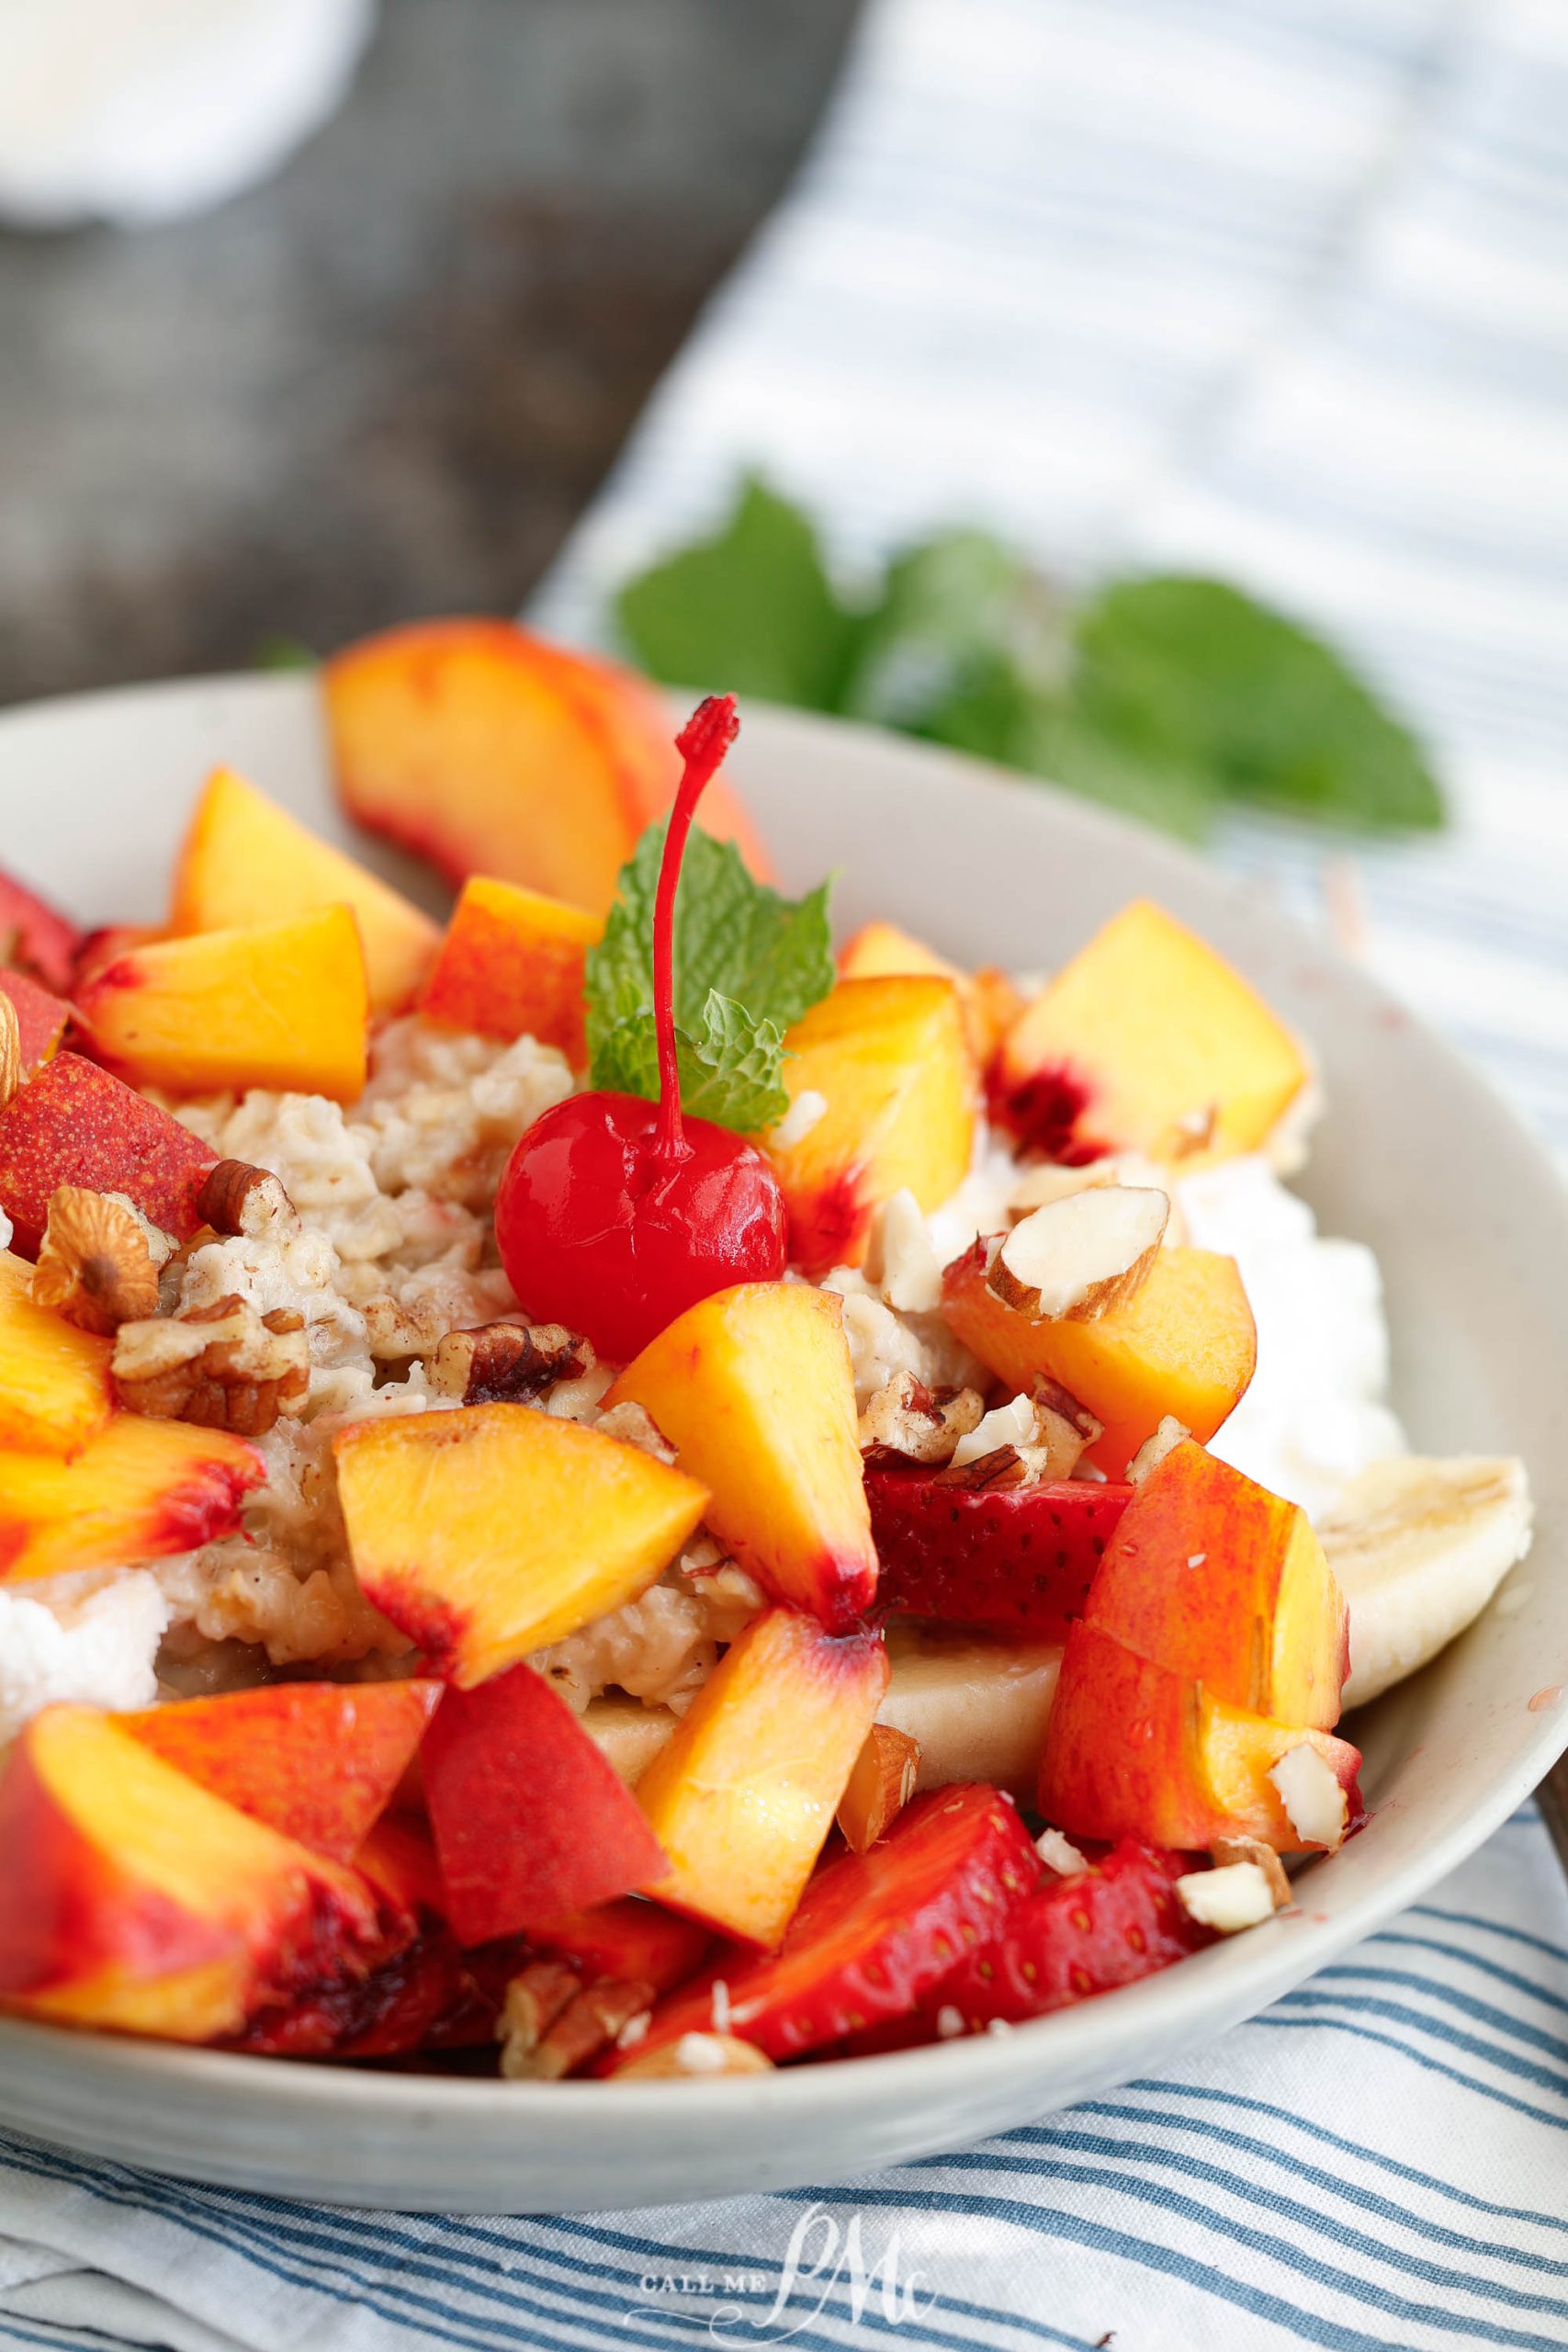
left=0, top=620, right=1533, bottom=2082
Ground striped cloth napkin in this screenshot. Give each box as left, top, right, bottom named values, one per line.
left=3, top=3, right=1566, bottom=2346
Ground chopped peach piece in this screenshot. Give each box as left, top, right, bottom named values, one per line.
left=607, top=1281, right=877, bottom=1631
left=1040, top=1619, right=1362, bottom=1852
left=0, top=971, right=68, bottom=1073
left=0, top=1250, right=112, bottom=1456
left=0, top=868, right=81, bottom=993
left=942, top=1240, right=1257, bottom=1476
left=0, top=1054, right=217, bottom=1257
left=325, top=619, right=770, bottom=917
left=122, top=1682, right=441, bottom=1862
left=0, top=1706, right=391, bottom=2042
left=333, top=1401, right=709, bottom=1688
left=634, top=1606, right=890, bottom=1946
left=1086, top=1438, right=1348, bottom=1730
left=838, top=921, right=1022, bottom=1063
left=994, top=900, right=1309, bottom=1167
left=170, top=766, right=438, bottom=1014
left=417, top=875, right=600, bottom=1061
left=75, top=907, right=369, bottom=1101
left=0, top=1410, right=264, bottom=1578
left=760, top=976, right=976, bottom=1276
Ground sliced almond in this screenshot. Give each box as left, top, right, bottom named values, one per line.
left=1175, top=1862, right=1277, bottom=1934
left=1210, top=1835, right=1292, bottom=1908
left=1269, top=1743, right=1349, bottom=1850
left=988, top=1185, right=1168, bottom=1323
left=1126, top=1416, right=1190, bottom=1485
left=837, top=1723, right=921, bottom=1852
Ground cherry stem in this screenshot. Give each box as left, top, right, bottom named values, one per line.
left=652, top=693, right=740, bottom=1165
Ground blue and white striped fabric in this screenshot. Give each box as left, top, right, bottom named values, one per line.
left=3, top=3, right=1566, bottom=2346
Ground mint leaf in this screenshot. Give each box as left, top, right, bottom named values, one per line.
left=1074, top=575, right=1443, bottom=831
left=592, top=993, right=791, bottom=1133
left=616, top=477, right=861, bottom=708
left=583, top=817, right=835, bottom=1133
left=840, top=531, right=1037, bottom=729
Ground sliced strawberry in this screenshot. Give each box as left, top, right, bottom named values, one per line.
left=0, top=868, right=81, bottom=995
left=600, top=1783, right=1043, bottom=2070
left=423, top=1663, right=667, bottom=1946
left=530, top=1897, right=711, bottom=1995
left=867, top=1468, right=1131, bottom=1633
left=912, top=1838, right=1212, bottom=2035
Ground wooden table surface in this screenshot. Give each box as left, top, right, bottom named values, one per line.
left=0, top=0, right=859, bottom=706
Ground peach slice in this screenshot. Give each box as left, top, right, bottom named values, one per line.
left=0, top=1054, right=218, bottom=1256
left=1086, top=1438, right=1348, bottom=1730
left=423, top=1662, right=668, bottom=1943
left=75, top=907, right=369, bottom=1101
left=324, top=618, right=770, bottom=918
left=0, top=867, right=81, bottom=993
left=633, top=1605, right=889, bottom=1946
left=529, top=1898, right=710, bottom=1993
left=838, top=921, right=1023, bottom=1063
left=333, top=1401, right=709, bottom=1688
left=0, top=1410, right=264, bottom=1579
left=121, top=1681, right=441, bottom=1862
left=0, top=1249, right=112, bottom=1456
left=417, top=875, right=600, bottom=1062
left=606, top=1281, right=878, bottom=1631
left=942, top=1240, right=1257, bottom=1476
left=1039, top=1620, right=1363, bottom=1852
left=0, top=971, right=68, bottom=1074
left=761, top=977, right=976, bottom=1276
left=993, top=899, right=1309, bottom=1167
left=0, top=1706, right=392, bottom=2042
left=171, top=766, right=438, bottom=1015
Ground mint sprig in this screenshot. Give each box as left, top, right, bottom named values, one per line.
left=583, top=819, right=835, bottom=1133
left=615, top=481, right=1444, bottom=841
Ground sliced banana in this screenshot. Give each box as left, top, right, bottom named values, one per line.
left=584, top=1629, right=1062, bottom=1804
left=1321, top=1454, right=1532, bottom=1709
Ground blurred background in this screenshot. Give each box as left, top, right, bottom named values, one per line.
left=0, top=0, right=859, bottom=705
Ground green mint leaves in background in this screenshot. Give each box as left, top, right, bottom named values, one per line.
left=583, top=815, right=835, bottom=1132
left=615, top=478, right=1444, bottom=841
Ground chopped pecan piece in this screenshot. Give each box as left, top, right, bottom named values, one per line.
left=0, top=993, right=19, bottom=1112
left=932, top=1443, right=1033, bottom=1492
left=197, top=1159, right=297, bottom=1238
left=594, top=1399, right=677, bottom=1463
left=112, top=1294, right=310, bottom=1435
left=427, top=1320, right=585, bottom=1405
left=1030, top=1376, right=1103, bottom=1480
left=32, top=1186, right=162, bottom=1333
left=858, top=1373, right=986, bottom=1465
left=498, top=1962, right=655, bottom=2081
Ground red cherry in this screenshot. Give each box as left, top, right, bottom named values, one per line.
left=495, top=695, right=789, bottom=1363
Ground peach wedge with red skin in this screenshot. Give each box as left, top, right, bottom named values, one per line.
left=171, top=766, right=438, bottom=1015
left=0, top=970, right=69, bottom=1073
left=325, top=619, right=771, bottom=918
left=993, top=899, right=1310, bottom=1167
left=0, top=1706, right=392, bottom=2042
left=76, top=906, right=369, bottom=1101
left=0, top=866, right=81, bottom=994
left=838, top=921, right=1023, bottom=1065
left=1040, top=1619, right=1363, bottom=1853
left=0, top=1412, right=265, bottom=1579
left=417, top=875, right=601, bottom=1063
left=633, top=1605, right=890, bottom=1947
left=761, top=975, right=976, bottom=1277
left=942, top=1238, right=1257, bottom=1476
left=121, top=1681, right=441, bottom=1863
left=1086, top=1437, right=1348, bottom=1731
left=0, top=1053, right=217, bottom=1257
left=606, top=1281, right=879, bottom=1631
left=0, top=1249, right=112, bottom=1455
left=333, top=1401, right=709, bottom=1688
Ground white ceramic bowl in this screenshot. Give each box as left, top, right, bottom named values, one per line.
left=0, top=673, right=1563, bottom=2214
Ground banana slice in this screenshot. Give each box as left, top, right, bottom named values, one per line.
left=584, top=1630, right=1062, bottom=1804
left=1321, top=1455, right=1532, bottom=1709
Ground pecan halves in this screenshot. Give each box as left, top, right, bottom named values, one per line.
left=497, top=1961, right=655, bottom=2081
left=859, top=1373, right=986, bottom=1465
left=427, top=1320, right=586, bottom=1405
left=112, top=1294, right=310, bottom=1435
left=32, top=1186, right=162, bottom=1333
left=197, top=1159, right=298, bottom=1238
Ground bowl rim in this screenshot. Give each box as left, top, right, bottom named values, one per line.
left=0, top=668, right=1563, bottom=2131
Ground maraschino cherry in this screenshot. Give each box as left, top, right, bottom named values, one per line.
left=495, top=694, right=788, bottom=1363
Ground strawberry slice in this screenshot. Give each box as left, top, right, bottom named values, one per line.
left=601, top=1783, right=1043, bottom=2069
left=867, top=1468, right=1131, bottom=1632
left=910, top=1838, right=1213, bottom=2035
left=530, top=1897, right=710, bottom=1995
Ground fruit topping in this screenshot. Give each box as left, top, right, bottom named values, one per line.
left=0, top=1053, right=218, bottom=1256
left=0, top=1246, right=113, bottom=1455
left=867, top=1468, right=1131, bottom=1634
left=837, top=1723, right=921, bottom=1852
left=0, top=865, right=81, bottom=994
left=419, top=876, right=601, bottom=1062
left=0, top=1412, right=265, bottom=1581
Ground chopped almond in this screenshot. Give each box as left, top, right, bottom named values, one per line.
left=989, top=1185, right=1169, bottom=1323
left=837, top=1724, right=921, bottom=1853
